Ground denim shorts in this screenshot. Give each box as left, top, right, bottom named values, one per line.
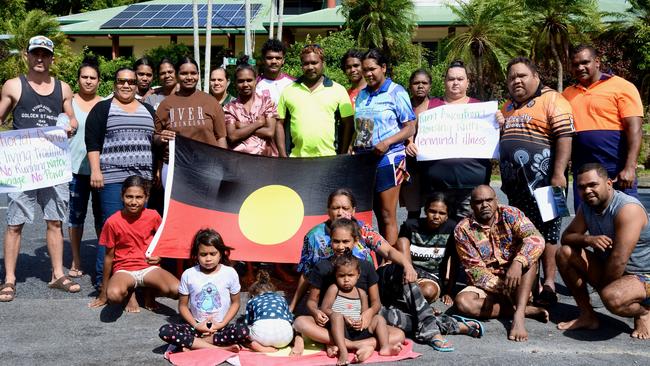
left=7, top=183, right=69, bottom=225
left=68, top=174, right=102, bottom=230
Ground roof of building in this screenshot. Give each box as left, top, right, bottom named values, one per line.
left=58, top=0, right=272, bottom=35
left=57, top=0, right=632, bottom=35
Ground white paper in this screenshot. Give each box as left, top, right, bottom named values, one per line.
left=0, top=127, right=72, bottom=193
left=415, top=101, right=500, bottom=161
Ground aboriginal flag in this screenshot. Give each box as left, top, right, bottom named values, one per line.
left=146, top=135, right=378, bottom=263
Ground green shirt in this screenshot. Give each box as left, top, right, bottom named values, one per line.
left=277, top=76, right=353, bottom=157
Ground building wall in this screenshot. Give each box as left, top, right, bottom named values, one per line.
left=67, top=33, right=270, bottom=58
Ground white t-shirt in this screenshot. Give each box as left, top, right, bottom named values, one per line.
left=178, top=264, right=241, bottom=322
left=256, top=73, right=295, bottom=105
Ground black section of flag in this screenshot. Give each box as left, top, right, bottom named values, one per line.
left=171, top=135, right=379, bottom=214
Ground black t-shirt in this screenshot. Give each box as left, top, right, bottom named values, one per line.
left=308, top=258, right=378, bottom=304
left=398, top=218, right=457, bottom=277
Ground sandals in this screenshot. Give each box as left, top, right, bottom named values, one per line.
left=68, top=268, right=85, bottom=278
left=48, top=276, right=81, bottom=293
left=0, top=283, right=16, bottom=302
left=452, top=314, right=484, bottom=338
left=430, top=338, right=454, bottom=352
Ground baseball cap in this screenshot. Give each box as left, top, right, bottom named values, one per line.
left=27, top=36, right=54, bottom=54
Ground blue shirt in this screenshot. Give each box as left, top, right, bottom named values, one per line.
left=245, top=292, right=293, bottom=325
left=353, top=78, right=415, bottom=156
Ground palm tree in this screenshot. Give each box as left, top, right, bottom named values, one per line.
left=339, top=0, right=416, bottom=64
left=0, top=9, right=69, bottom=81
left=445, top=0, right=527, bottom=99
left=525, top=0, right=601, bottom=92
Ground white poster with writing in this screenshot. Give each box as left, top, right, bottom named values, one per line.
left=0, top=127, right=72, bottom=193
left=415, top=101, right=500, bottom=161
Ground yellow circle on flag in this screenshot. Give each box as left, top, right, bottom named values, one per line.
left=238, top=185, right=304, bottom=245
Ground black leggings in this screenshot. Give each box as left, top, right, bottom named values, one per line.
left=159, top=322, right=250, bottom=349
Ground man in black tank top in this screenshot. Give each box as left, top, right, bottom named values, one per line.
left=557, top=163, right=650, bottom=339
left=0, top=35, right=80, bottom=302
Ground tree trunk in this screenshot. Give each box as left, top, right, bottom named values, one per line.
left=192, top=0, right=201, bottom=76
left=550, top=36, right=563, bottom=92
left=269, top=0, right=275, bottom=39
left=203, top=0, right=213, bottom=92
left=245, top=0, right=252, bottom=56
left=277, top=0, right=284, bottom=41
left=477, top=53, right=485, bottom=100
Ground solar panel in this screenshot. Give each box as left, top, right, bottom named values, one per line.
left=101, top=3, right=263, bottom=29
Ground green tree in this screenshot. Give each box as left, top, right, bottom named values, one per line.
left=0, top=9, right=73, bottom=84
left=445, top=0, right=527, bottom=99
left=0, top=0, right=26, bottom=22
left=339, top=0, right=416, bottom=65
left=24, top=0, right=145, bottom=15
left=525, top=0, right=601, bottom=91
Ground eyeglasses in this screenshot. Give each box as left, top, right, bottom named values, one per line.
left=116, top=78, right=137, bottom=86
left=303, top=43, right=322, bottom=49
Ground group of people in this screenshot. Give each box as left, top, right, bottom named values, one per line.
left=0, top=33, right=649, bottom=363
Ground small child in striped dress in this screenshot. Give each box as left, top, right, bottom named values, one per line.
left=320, top=251, right=401, bottom=365
left=244, top=270, right=295, bottom=352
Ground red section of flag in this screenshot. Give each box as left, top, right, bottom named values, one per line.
left=151, top=199, right=373, bottom=263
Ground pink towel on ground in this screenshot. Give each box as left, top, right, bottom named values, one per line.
left=167, top=340, right=421, bottom=366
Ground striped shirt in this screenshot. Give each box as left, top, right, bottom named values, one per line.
left=499, top=87, right=574, bottom=195
left=100, top=103, right=154, bottom=184
left=331, top=288, right=362, bottom=321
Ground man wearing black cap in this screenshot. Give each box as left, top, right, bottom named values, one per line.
left=0, top=35, right=79, bottom=302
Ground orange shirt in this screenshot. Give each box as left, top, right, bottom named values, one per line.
left=562, top=75, right=643, bottom=132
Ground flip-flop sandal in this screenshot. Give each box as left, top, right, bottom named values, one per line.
left=533, top=285, right=558, bottom=307
left=452, top=314, right=484, bottom=338
left=48, top=276, right=81, bottom=293
left=68, top=269, right=84, bottom=278
left=430, top=338, right=454, bottom=352
left=0, top=283, right=16, bottom=302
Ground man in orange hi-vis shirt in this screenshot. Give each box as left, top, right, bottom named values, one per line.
left=499, top=57, right=575, bottom=310
left=563, top=44, right=644, bottom=209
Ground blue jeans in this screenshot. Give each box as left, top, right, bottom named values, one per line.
left=96, top=182, right=124, bottom=287
left=68, top=174, right=102, bottom=231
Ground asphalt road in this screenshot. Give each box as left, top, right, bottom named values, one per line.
left=1, top=185, right=650, bottom=365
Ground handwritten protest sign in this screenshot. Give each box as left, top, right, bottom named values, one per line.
left=415, top=101, right=500, bottom=161
left=0, top=127, right=72, bottom=193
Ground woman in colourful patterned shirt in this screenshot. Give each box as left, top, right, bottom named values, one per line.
left=353, top=49, right=416, bottom=247
left=289, top=188, right=416, bottom=312
left=223, top=56, right=278, bottom=157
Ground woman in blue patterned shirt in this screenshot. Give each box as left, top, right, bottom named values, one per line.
left=353, top=49, right=416, bottom=248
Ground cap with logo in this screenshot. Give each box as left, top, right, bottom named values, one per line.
left=27, top=36, right=54, bottom=54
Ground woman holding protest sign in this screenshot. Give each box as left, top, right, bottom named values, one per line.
left=353, top=49, right=416, bottom=248
left=67, top=55, right=103, bottom=280
left=85, top=67, right=156, bottom=288
left=413, top=61, right=502, bottom=221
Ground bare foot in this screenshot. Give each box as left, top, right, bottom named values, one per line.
left=353, top=345, right=374, bottom=363
left=144, top=298, right=160, bottom=312
left=557, top=312, right=600, bottom=331
left=337, top=350, right=350, bottom=366
left=125, top=293, right=140, bottom=313
left=290, top=335, right=304, bottom=356
left=378, top=343, right=402, bottom=356
left=631, top=312, right=650, bottom=339
left=218, top=344, right=241, bottom=353
left=326, top=344, right=339, bottom=358
left=525, top=305, right=549, bottom=323
left=508, top=317, right=528, bottom=342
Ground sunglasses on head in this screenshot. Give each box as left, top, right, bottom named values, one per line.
left=116, top=78, right=137, bottom=86
left=303, top=43, right=322, bottom=49
left=33, top=39, right=53, bottom=47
